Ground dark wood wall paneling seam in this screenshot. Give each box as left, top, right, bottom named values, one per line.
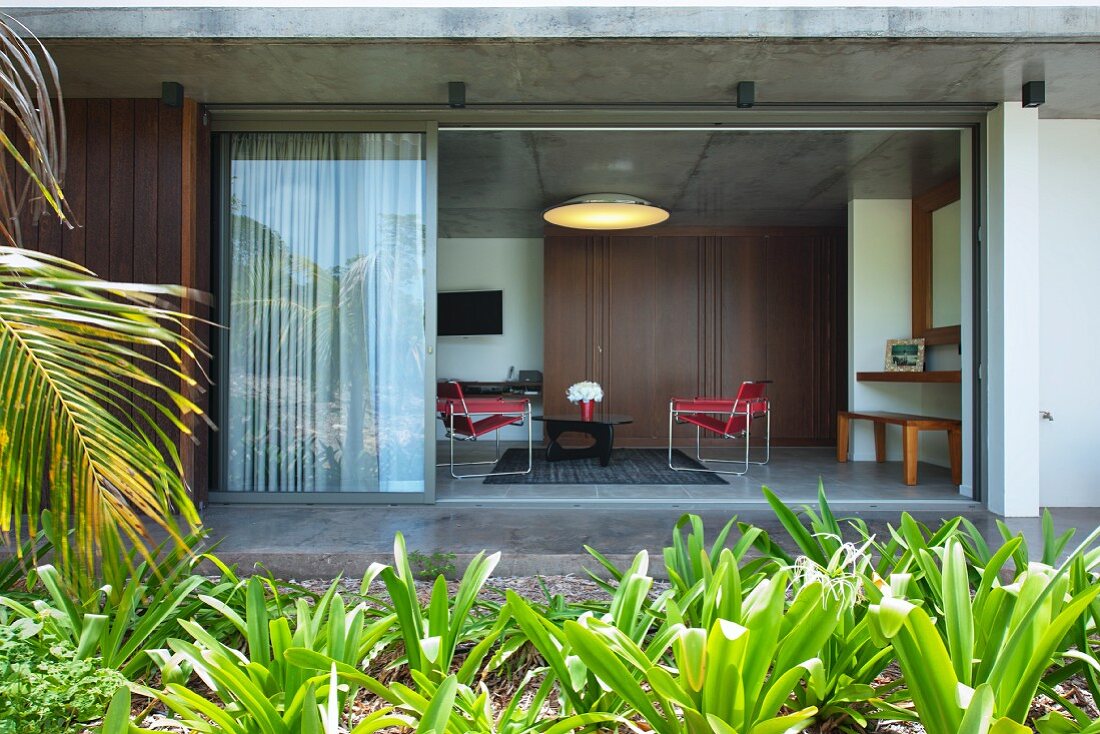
left=714, top=236, right=723, bottom=400
left=62, top=100, right=87, bottom=265
left=601, top=236, right=611, bottom=401
left=763, top=235, right=770, bottom=390
left=586, top=236, right=593, bottom=384
left=110, top=100, right=136, bottom=426
left=9, top=112, right=39, bottom=250
left=180, top=99, right=199, bottom=502
left=194, top=105, right=213, bottom=504
left=695, top=238, right=705, bottom=398
left=132, top=98, right=160, bottom=488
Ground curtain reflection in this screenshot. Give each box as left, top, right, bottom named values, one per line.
left=227, top=132, right=426, bottom=492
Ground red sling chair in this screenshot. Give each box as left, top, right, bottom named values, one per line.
left=436, top=381, right=532, bottom=479
left=668, top=380, right=771, bottom=476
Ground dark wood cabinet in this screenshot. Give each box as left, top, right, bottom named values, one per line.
left=544, top=227, right=845, bottom=446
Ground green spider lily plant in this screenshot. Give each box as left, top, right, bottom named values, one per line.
left=388, top=670, right=624, bottom=734
left=364, top=531, right=507, bottom=684
left=562, top=571, right=838, bottom=734
left=869, top=534, right=1100, bottom=732
left=505, top=550, right=680, bottom=716
left=145, top=576, right=398, bottom=733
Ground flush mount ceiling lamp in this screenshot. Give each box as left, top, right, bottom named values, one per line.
left=543, top=193, right=669, bottom=230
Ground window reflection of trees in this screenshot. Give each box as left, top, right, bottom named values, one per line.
left=228, top=203, right=424, bottom=492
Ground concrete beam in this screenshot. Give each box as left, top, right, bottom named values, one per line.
left=7, top=6, right=1100, bottom=41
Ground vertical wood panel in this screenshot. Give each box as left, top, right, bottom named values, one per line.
left=108, top=100, right=137, bottom=423
left=180, top=98, right=203, bottom=502
left=765, top=235, right=818, bottom=441
left=654, top=236, right=702, bottom=441
left=154, top=102, right=183, bottom=473
left=2, top=115, right=13, bottom=244
left=543, top=236, right=591, bottom=419
left=719, top=236, right=768, bottom=396
left=61, top=100, right=87, bottom=264
left=606, top=236, right=656, bottom=439
left=132, top=100, right=158, bottom=286
left=193, top=105, right=212, bottom=503
left=699, top=236, right=720, bottom=398
left=84, top=100, right=111, bottom=276
left=544, top=228, right=844, bottom=446
left=18, top=96, right=214, bottom=503
left=156, top=104, right=182, bottom=287
left=131, top=99, right=160, bottom=457
left=834, top=232, right=848, bottom=432
left=36, top=125, right=62, bottom=256
left=7, top=113, right=40, bottom=249
left=35, top=98, right=68, bottom=256
left=109, top=100, right=134, bottom=282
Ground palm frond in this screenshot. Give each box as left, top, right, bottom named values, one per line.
left=0, top=246, right=210, bottom=593
left=0, top=13, right=69, bottom=245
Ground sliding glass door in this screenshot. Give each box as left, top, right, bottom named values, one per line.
left=222, top=131, right=429, bottom=495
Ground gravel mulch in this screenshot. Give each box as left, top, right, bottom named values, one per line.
left=286, top=573, right=671, bottom=606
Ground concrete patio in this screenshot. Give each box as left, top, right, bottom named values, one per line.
left=194, top=442, right=1057, bottom=579
left=195, top=502, right=1100, bottom=580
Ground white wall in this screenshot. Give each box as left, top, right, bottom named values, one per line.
left=436, top=237, right=543, bottom=440
left=984, top=103, right=1042, bottom=517
left=1037, top=119, right=1100, bottom=507
left=848, top=199, right=963, bottom=469
left=849, top=199, right=919, bottom=460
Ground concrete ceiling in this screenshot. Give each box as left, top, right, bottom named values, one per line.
left=23, top=37, right=1100, bottom=120
left=438, top=129, right=960, bottom=238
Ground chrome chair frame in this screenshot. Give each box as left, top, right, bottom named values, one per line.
left=667, top=396, right=771, bottom=476
left=436, top=390, right=533, bottom=480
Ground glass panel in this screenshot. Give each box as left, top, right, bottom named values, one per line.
left=226, top=132, right=426, bottom=493
left=931, top=199, right=962, bottom=327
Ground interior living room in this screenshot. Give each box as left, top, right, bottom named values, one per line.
left=434, top=126, right=976, bottom=508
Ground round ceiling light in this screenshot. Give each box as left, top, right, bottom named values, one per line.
left=543, top=193, right=669, bottom=230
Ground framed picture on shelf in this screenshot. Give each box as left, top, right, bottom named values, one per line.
left=884, top=338, right=926, bottom=372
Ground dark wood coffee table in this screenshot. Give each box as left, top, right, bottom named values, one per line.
left=533, top=414, right=634, bottom=467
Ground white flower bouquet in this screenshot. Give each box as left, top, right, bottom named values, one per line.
left=566, top=381, right=604, bottom=403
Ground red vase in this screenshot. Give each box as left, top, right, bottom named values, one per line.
left=580, top=400, right=595, bottom=421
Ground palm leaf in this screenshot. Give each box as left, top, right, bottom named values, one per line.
left=0, top=13, right=70, bottom=246
left=0, top=246, right=210, bottom=593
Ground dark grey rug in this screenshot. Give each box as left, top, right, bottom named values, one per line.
left=483, top=448, right=727, bottom=485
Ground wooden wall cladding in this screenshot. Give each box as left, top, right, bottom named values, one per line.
left=8, top=98, right=213, bottom=503
left=544, top=228, right=846, bottom=447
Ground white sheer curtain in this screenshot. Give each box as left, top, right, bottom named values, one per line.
left=226, top=132, right=426, bottom=493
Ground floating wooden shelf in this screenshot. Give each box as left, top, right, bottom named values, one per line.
left=857, top=370, right=962, bottom=383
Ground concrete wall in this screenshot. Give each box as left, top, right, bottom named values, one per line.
left=847, top=198, right=963, bottom=470
left=436, top=237, right=543, bottom=440
left=1037, top=119, right=1100, bottom=507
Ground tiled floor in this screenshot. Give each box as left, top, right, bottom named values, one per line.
left=436, top=442, right=975, bottom=510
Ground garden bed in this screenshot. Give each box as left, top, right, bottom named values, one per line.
left=4, top=491, right=1099, bottom=734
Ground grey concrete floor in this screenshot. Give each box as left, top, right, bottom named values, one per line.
left=193, top=443, right=1098, bottom=580
left=196, top=503, right=1100, bottom=581
left=437, top=444, right=975, bottom=510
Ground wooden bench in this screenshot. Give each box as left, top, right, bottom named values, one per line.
left=837, top=410, right=961, bottom=486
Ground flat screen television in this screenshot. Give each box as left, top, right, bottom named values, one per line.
left=437, top=290, right=503, bottom=336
